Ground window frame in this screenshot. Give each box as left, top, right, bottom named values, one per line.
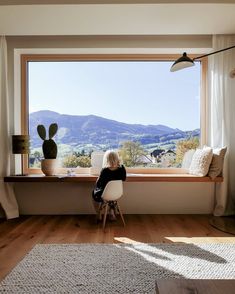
left=20, top=53, right=207, bottom=175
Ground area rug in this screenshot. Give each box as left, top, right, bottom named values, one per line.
left=0, top=243, right=235, bottom=293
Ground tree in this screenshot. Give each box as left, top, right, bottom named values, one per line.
left=33, top=151, right=42, bottom=160
left=62, top=155, right=80, bottom=168
left=76, top=155, right=91, bottom=168
left=62, top=154, right=91, bottom=168
left=119, top=141, right=146, bottom=167
left=29, top=151, right=43, bottom=168
left=175, top=137, right=199, bottom=164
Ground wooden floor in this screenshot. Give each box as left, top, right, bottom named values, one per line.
left=0, top=214, right=234, bottom=281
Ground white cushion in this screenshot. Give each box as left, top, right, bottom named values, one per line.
left=208, top=147, right=227, bottom=180
left=90, top=151, right=104, bottom=175
left=181, top=149, right=196, bottom=169
left=189, top=146, right=213, bottom=176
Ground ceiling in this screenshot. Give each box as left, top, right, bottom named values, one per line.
left=0, top=2, right=235, bottom=36
left=1, top=0, right=235, bottom=4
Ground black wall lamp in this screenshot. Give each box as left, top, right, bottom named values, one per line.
left=12, top=135, right=30, bottom=175
left=170, top=45, right=235, bottom=72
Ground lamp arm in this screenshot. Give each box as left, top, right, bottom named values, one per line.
left=193, top=45, right=235, bottom=61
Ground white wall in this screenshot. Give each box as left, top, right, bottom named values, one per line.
left=7, top=35, right=215, bottom=215
left=14, top=182, right=215, bottom=214
left=1, top=4, right=235, bottom=35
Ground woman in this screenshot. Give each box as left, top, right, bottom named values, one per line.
left=92, top=150, right=126, bottom=220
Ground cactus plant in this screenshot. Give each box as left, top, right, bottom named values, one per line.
left=37, top=123, right=58, bottom=159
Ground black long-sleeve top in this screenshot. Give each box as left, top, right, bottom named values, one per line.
left=92, top=165, right=126, bottom=202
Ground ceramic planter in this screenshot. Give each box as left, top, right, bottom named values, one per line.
left=41, top=159, right=58, bottom=176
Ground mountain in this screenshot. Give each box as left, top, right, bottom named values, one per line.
left=29, top=110, right=198, bottom=149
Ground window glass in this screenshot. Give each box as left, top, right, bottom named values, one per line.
left=28, top=60, right=201, bottom=169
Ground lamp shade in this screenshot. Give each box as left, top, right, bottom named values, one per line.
left=170, top=52, right=195, bottom=72
left=12, top=135, right=30, bottom=154
left=171, top=45, right=235, bottom=72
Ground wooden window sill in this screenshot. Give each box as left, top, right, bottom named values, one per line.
left=4, top=174, right=223, bottom=183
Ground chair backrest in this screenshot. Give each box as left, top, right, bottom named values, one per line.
left=101, top=180, right=123, bottom=201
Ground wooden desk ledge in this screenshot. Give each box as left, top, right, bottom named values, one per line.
left=4, top=174, right=223, bottom=183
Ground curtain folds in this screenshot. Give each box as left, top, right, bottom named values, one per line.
left=0, top=36, right=19, bottom=219
left=208, top=35, right=235, bottom=216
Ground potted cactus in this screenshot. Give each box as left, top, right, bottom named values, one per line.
left=37, top=123, right=58, bottom=176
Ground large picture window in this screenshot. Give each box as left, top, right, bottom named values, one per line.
left=21, top=54, right=205, bottom=173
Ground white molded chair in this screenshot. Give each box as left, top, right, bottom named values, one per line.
left=99, top=180, right=125, bottom=230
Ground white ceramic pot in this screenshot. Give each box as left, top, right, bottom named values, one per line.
left=41, top=159, right=58, bottom=176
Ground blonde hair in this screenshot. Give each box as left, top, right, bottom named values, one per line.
left=102, top=150, right=121, bottom=168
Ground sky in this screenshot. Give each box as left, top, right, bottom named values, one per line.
left=28, top=60, right=200, bottom=131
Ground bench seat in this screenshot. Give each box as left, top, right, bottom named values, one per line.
left=4, top=174, right=223, bottom=183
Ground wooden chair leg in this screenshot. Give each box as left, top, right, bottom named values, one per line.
left=98, top=203, right=103, bottom=221
left=114, top=201, right=119, bottom=215
left=102, top=203, right=109, bottom=231
left=116, top=202, right=125, bottom=226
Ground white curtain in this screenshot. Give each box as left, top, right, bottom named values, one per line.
left=0, top=36, right=19, bottom=219
left=208, top=35, right=235, bottom=216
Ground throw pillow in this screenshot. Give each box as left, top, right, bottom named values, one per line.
left=181, top=149, right=196, bottom=169
left=208, top=147, right=227, bottom=180
left=189, top=146, right=213, bottom=176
